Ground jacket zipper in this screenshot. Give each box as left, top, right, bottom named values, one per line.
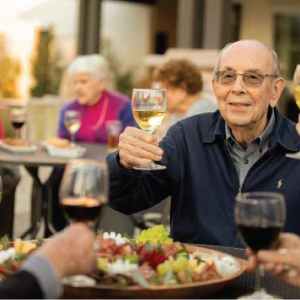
left=224, top=140, right=272, bottom=195
left=224, top=140, right=242, bottom=194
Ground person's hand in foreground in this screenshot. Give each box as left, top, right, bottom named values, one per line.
left=36, top=223, right=97, bottom=279
left=118, top=126, right=163, bottom=169
left=246, top=233, right=300, bottom=287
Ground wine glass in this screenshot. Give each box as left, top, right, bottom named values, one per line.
left=64, top=110, right=82, bottom=147
left=59, top=159, right=108, bottom=287
left=287, top=65, right=300, bottom=159
left=235, top=192, right=286, bottom=299
left=131, top=88, right=167, bottom=170
left=10, top=108, right=27, bottom=139
left=59, top=159, right=109, bottom=229
left=293, top=65, right=300, bottom=109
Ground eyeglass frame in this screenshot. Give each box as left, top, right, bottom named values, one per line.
left=214, top=70, right=278, bottom=87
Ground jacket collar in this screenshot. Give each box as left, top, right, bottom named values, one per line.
left=203, top=107, right=299, bottom=152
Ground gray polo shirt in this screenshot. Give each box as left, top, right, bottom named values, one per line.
left=225, top=109, right=275, bottom=187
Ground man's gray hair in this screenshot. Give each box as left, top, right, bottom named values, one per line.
left=213, top=40, right=281, bottom=78
left=67, top=54, right=109, bottom=82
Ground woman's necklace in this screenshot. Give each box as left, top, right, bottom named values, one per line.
left=91, top=96, right=109, bottom=131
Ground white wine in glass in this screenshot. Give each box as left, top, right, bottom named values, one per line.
left=294, top=65, right=300, bottom=109
left=132, top=88, right=167, bottom=170
left=64, top=110, right=82, bottom=147
left=286, top=65, right=300, bottom=159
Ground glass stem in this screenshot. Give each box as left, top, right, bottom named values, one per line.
left=16, top=128, right=21, bottom=139
left=71, top=133, right=75, bottom=146
left=255, top=264, right=265, bottom=292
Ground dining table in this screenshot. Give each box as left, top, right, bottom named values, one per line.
left=0, top=142, right=109, bottom=239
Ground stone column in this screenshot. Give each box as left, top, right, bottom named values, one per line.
left=78, top=0, right=102, bottom=55
left=203, top=0, right=231, bottom=49
left=176, top=0, right=204, bottom=48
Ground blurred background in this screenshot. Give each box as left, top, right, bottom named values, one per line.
left=1, top=0, right=300, bottom=236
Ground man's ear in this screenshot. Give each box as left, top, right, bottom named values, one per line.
left=270, top=78, right=285, bottom=108
left=212, top=77, right=216, bottom=90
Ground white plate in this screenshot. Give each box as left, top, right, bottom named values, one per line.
left=44, top=143, right=86, bottom=158
left=0, top=140, right=37, bottom=154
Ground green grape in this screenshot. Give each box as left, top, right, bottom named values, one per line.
left=176, top=256, right=188, bottom=265
left=157, top=261, right=172, bottom=275
left=124, top=254, right=139, bottom=264
left=172, top=256, right=188, bottom=273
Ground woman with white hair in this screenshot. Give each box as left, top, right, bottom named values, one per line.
left=57, top=54, right=135, bottom=143
left=52, top=54, right=135, bottom=233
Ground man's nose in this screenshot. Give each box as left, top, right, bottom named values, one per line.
left=231, top=74, right=247, bottom=95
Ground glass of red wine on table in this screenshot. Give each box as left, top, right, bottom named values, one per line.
left=10, top=108, right=27, bottom=139
left=235, top=192, right=286, bottom=299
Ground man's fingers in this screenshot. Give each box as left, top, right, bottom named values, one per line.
left=120, top=140, right=162, bottom=161
left=122, top=127, right=159, bottom=145
left=120, top=153, right=152, bottom=167
left=258, top=250, right=300, bottom=268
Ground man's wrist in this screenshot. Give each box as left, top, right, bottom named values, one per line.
left=20, top=254, right=62, bottom=299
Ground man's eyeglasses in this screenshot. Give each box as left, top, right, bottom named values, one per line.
left=215, top=70, right=276, bottom=87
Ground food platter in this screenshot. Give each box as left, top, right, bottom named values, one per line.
left=63, top=245, right=248, bottom=299
left=42, top=140, right=86, bottom=158
left=45, top=144, right=86, bottom=158
left=0, top=140, right=37, bottom=154
left=0, top=232, right=248, bottom=299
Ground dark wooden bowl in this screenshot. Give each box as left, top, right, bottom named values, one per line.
left=63, top=245, right=248, bottom=299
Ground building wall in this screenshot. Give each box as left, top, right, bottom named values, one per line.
left=239, top=0, right=273, bottom=46
left=239, top=0, right=300, bottom=48
left=150, top=0, right=177, bottom=53
left=102, top=1, right=153, bottom=72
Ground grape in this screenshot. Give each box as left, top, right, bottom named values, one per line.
left=172, top=256, right=188, bottom=273
left=157, top=262, right=172, bottom=275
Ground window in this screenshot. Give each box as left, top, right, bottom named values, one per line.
left=274, top=14, right=300, bottom=79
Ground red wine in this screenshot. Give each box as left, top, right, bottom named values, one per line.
left=237, top=224, right=281, bottom=251
left=61, top=198, right=102, bottom=222
left=12, top=121, right=24, bottom=129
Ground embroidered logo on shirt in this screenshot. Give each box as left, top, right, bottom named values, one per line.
left=277, top=179, right=283, bottom=189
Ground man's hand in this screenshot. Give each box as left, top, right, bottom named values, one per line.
left=118, top=127, right=163, bottom=169
left=36, top=224, right=97, bottom=279
left=246, top=233, right=300, bottom=287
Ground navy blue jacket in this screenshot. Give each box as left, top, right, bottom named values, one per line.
left=107, top=108, right=300, bottom=247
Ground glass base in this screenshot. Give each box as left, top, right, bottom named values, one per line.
left=62, top=275, right=96, bottom=287
left=286, top=152, right=300, bottom=160
left=133, top=162, right=166, bottom=171
left=238, top=289, right=282, bottom=299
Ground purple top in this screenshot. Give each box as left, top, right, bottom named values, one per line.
left=58, top=90, right=135, bottom=143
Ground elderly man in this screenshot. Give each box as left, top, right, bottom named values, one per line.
left=107, top=40, right=300, bottom=247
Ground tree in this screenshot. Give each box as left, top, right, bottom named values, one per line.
left=0, top=33, right=21, bottom=99
left=100, top=37, right=133, bottom=97
left=30, top=27, right=62, bottom=97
